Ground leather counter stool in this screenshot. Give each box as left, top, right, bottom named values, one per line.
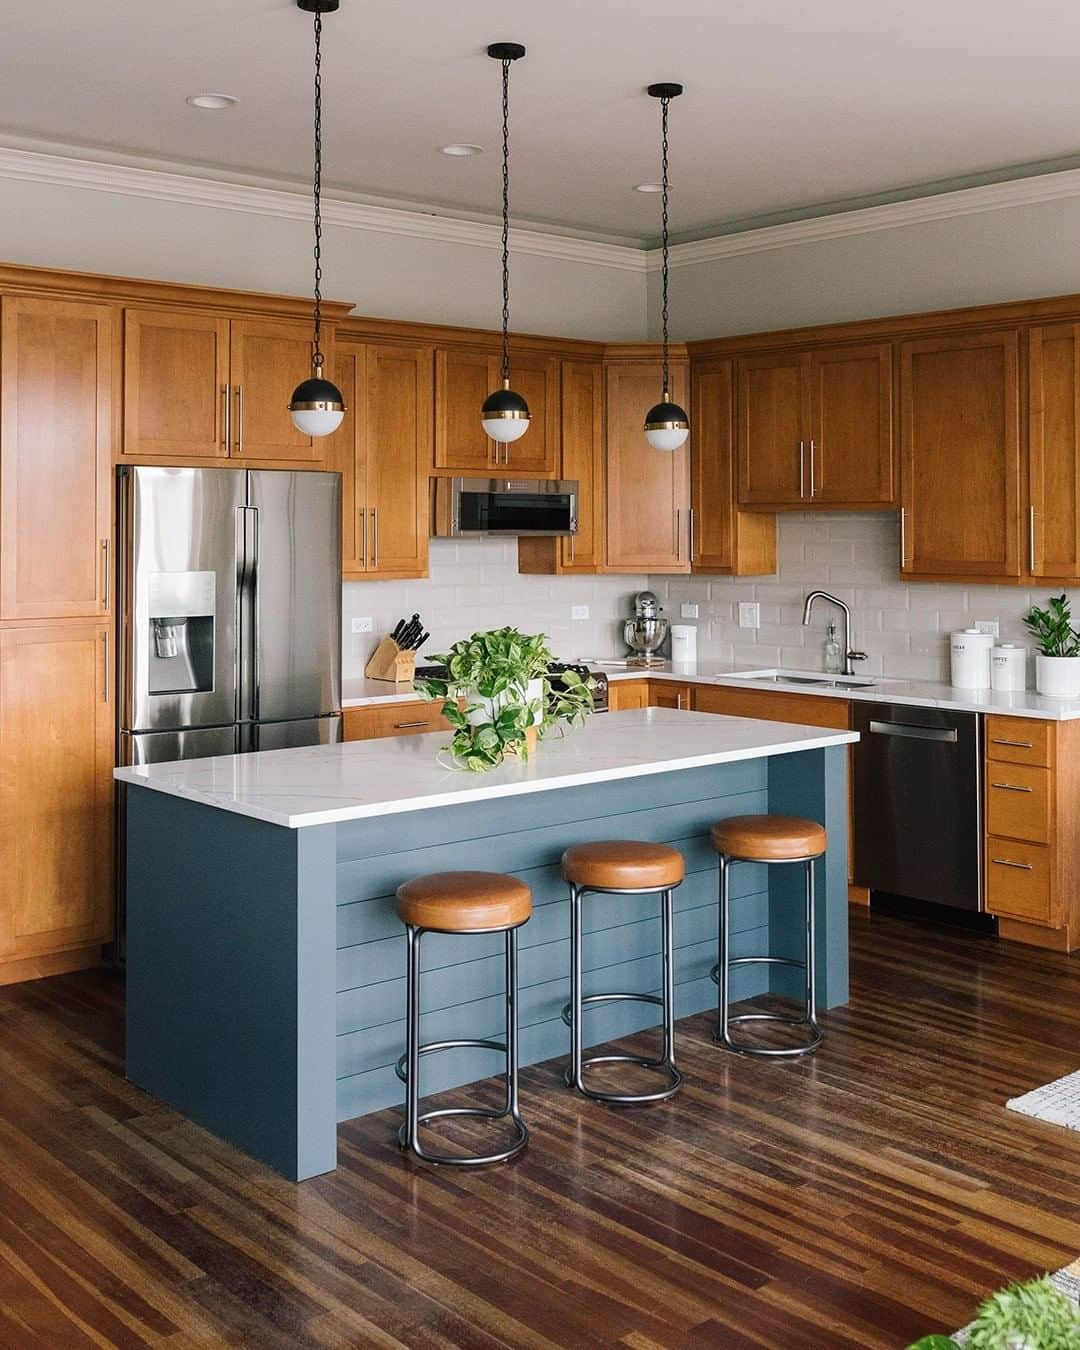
left=395, top=871, right=531, bottom=1165
left=560, top=841, right=685, bottom=1104
left=710, top=815, right=827, bottom=1057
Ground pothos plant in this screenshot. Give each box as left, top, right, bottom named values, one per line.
left=909, top=1274, right=1080, bottom=1349
left=415, top=626, right=593, bottom=773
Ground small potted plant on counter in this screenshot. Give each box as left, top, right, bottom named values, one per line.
left=1024, top=593, right=1080, bottom=698
left=416, top=626, right=593, bottom=773
left=908, top=1272, right=1080, bottom=1348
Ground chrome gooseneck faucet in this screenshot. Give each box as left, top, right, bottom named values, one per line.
left=802, top=591, right=867, bottom=676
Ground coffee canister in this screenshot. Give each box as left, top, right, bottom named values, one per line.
left=990, top=643, right=1027, bottom=692
left=670, top=624, right=697, bottom=665
left=950, top=629, right=994, bottom=689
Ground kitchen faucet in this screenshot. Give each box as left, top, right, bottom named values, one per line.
left=801, top=590, right=867, bottom=676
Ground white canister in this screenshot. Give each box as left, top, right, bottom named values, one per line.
left=670, top=624, right=697, bottom=665
left=990, top=644, right=1027, bottom=692
left=950, top=629, right=994, bottom=689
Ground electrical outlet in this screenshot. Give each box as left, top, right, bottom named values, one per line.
left=571, top=604, right=590, bottom=621
left=738, top=602, right=760, bottom=630
left=680, top=602, right=700, bottom=619
left=351, top=616, right=373, bottom=634
left=974, top=620, right=999, bottom=637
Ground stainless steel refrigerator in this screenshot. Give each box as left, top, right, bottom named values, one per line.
left=118, top=465, right=342, bottom=766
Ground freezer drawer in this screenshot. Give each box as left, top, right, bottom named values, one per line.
left=246, top=716, right=342, bottom=752
left=122, top=725, right=239, bottom=766
left=852, top=702, right=983, bottom=910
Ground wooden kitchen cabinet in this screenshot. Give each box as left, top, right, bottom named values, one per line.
left=343, top=699, right=455, bottom=741
left=899, top=330, right=1021, bottom=579
left=1028, top=323, right=1080, bottom=579
left=649, top=681, right=693, bottom=710
left=736, top=344, right=894, bottom=509
left=607, top=679, right=650, bottom=711
left=434, top=347, right=559, bottom=477
left=1, top=295, right=116, bottom=620
left=691, top=356, right=776, bottom=575
left=0, top=622, right=114, bottom=982
left=691, top=683, right=851, bottom=730
left=330, top=339, right=432, bottom=581
left=605, top=359, right=690, bottom=571
left=124, top=310, right=332, bottom=464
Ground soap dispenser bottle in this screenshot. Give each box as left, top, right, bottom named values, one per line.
left=823, top=622, right=843, bottom=674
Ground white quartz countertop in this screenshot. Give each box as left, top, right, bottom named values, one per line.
left=114, top=708, right=858, bottom=830
left=344, top=660, right=1080, bottom=721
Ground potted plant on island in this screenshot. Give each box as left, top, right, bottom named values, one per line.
left=416, top=626, right=593, bottom=773
left=1024, top=593, right=1080, bottom=698
left=908, top=1272, right=1080, bottom=1348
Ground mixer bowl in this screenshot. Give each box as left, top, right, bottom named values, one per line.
left=624, top=616, right=670, bottom=658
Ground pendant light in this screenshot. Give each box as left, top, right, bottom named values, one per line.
left=480, top=42, right=531, bottom=446
left=643, top=82, right=690, bottom=452
left=289, top=0, right=346, bottom=437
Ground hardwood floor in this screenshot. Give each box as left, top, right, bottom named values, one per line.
left=0, top=908, right=1078, bottom=1348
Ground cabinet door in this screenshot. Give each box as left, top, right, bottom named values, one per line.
left=0, top=624, right=114, bottom=960
left=900, top=331, right=1020, bottom=578
left=327, top=345, right=366, bottom=574
left=607, top=679, right=649, bottom=711
left=559, top=359, right=604, bottom=570
left=1028, top=323, right=1080, bottom=579
left=807, top=343, right=894, bottom=506
left=229, top=318, right=327, bottom=462
left=736, top=352, right=806, bottom=505
left=123, top=308, right=229, bottom=459
left=434, top=348, right=500, bottom=471
left=1, top=296, right=115, bottom=620
left=605, top=361, right=690, bottom=572
left=649, top=682, right=692, bottom=710
left=365, top=343, right=432, bottom=579
left=502, top=354, right=559, bottom=476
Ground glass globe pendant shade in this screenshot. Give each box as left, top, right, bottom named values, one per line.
left=289, top=370, right=346, bottom=437
left=481, top=382, right=531, bottom=444
left=644, top=398, right=690, bottom=452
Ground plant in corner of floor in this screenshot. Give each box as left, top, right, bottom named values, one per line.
left=414, top=626, right=593, bottom=773
left=908, top=1275, right=1080, bottom=1350
left=1023, top=594, right=1080, bottom=658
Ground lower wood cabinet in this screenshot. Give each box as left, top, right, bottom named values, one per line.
left=649, top=681, right=693, bottom=711
left=343, top=699, right=456, bottom=741
left=606, top=679, right=650, bottom=711
left=0, top=622, right=114, bottom=983
left=690, top=684, right=850, bottom=730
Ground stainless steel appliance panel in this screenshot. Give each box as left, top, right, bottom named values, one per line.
left=852, top=701, right=983, bottom=911
left=432, top=477, right=578, bottom=537
left=122, top=725, right=239, bottom=766
left=123, top=466, right=246, bottom=734
left=247, top=715, right=342, bottom=752
left=246, top=470, right=341, bottom=725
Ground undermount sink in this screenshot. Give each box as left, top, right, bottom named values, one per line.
left=726, top=668, right=880, bottom=690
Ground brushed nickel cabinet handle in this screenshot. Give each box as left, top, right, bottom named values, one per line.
left=798, top=440, right=806, bottom=498
left=222, top=383, right=231, bottom=451
left=371, top=507, right=379, bottom=569
left=991, top=857, right=1034, bottom=871
left=990, top=781, right=1034, bottom=793
left=809, top=438, right=816, bottom=498
left=101, top=631, right=109, bottom=703
left=99, top=538, right=110, bottom=611
left=688, top=507, right=695, bottom=562
left=359, top=506, right=367, bottom=569
left=992, top=737, right=1033, bottom=749
left=394, top=720, right=431, bottom=730
left=235, top=385, right=244, bottom=453
left=900, top=508, right=907, bottom=568
left=674, top=509, right=681, bottom=561
left=1029, top=505, right=1037, bottom=574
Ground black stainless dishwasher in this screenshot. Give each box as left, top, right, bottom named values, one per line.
left=852, top=702, right=983, bottom=910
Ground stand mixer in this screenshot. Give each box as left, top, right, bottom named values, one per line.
left=623, top=590, right=670, bottom=667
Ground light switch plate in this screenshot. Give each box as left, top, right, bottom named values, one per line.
left=571, top=604, right=590, bottom=620
left=974, top=620, right=999, bottom=637
left=680, top=602, right=700, bottom=618
left=351, top=616, right=374, bottom=634
left=738, top=602, right=760, bottom=630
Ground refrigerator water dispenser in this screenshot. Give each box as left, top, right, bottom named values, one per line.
left=147, top=571, right=215, bottom=696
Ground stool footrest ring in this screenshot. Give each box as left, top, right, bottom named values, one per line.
left=396, top=1107, right=529, bottom=1166
left=709, top=956, right=805, bottom=985
left=560, top=990, right=662, bottom=1028
left=395, top=1037, right=506, bottom=1083
left=714, top=1009, right=823, bottom=1058
left=563, top=1052, right=683, bottom=1104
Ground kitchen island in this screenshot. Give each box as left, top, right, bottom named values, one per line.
left=117, top=708, right=857, bottom=1180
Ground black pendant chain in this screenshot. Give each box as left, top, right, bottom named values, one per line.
left=659, top=94, right=671, bottom=398
left=311, top=6, right=325, bottom=370
left=499, top=55, right=511, bottom=385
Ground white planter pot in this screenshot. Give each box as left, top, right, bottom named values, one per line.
left=466, top=677, right=545, bottom=727
left=1035, top=653, right=1080, bottom=698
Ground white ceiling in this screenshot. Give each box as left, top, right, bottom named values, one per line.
left=5, top=0, right=1080, bottom=245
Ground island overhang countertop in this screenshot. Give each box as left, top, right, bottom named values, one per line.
left=114, top=707, right=860, bottom=828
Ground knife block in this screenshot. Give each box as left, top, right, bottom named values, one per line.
left=364, top=636, right=416, bottom=684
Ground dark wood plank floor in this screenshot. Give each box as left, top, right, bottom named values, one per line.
left=1, top=908, right=1079, bottom=1348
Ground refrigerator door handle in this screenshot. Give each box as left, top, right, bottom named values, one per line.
left=249, top=505, right=261, bottom=722
left=234, top=505, right=246, bottom=725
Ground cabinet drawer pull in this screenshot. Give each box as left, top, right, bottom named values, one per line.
left=991, top=857, right=1034, bottom=871
left=394, top=720, right=431, bottom=730
left=990, top=781, right=1034, bottom=793
left=991, top=738, right=1033, bottom=749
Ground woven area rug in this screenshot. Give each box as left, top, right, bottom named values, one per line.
left=949, top=1259, right=1080, bottom=1346
left=1007, top=1070, right=1080, bottom=1132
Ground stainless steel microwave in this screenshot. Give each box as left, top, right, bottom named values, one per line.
left=433, top=477, right=579, bottom=538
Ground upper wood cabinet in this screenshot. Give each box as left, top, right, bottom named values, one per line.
left=690, top=357, right=776, bottom=576
left=123, top=311, right=331, bottom=463
left=0, top=622, right=114, bottom=965
left=1, top=296, right=115, bottom=620
left=605, top=360, right=690, bottom=572
left=900, top=330, right=1021, bottom=579
left=1028, top=323, right=1080, bottom=579
left=434, top=347, right=559, bottom=477
left=518, top=358, right=604, bottom=576
left=736, top=343, right=894, bottom=509
left=329, top=339, right=432, bottom=581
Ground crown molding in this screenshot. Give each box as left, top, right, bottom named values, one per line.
left=0, top=144, right=648, bottom=274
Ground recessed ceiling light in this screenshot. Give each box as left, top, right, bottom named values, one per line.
left=440, top=143, right=484, bottom=157
left=634, top=182, right=665, bottom=193
left=186, top=93, right=239, bottom=110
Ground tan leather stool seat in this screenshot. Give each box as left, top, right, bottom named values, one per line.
left=562, top=840, right=685, bottom=891
left=710, top=814, right=827, bottom=863
left=395, top=871, right=532, bottom=932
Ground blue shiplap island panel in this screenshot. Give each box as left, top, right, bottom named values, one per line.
left=123, top=714, right=851, bottom=1181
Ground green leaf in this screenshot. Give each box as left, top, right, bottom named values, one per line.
left=906, top=1338, right=957, bottom=1349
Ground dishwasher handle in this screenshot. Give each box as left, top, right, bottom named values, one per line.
left=868, top=719, right=959, bottom=743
